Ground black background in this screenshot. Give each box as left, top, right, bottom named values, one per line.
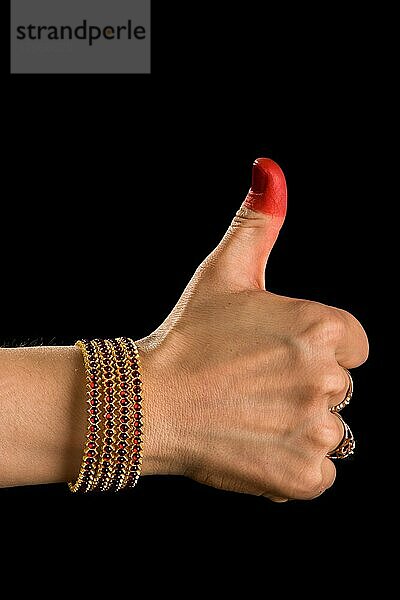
left=3, top=1, right=393, bottom=590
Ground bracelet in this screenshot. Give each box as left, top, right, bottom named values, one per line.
left=92, top=339, right=118, bottom=492
left=68, top=337, right=144, bottom=493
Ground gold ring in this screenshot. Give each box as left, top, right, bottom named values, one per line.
left=327, top=413, right=355, bottom=460
left=329, top=368, right=353, bottom=413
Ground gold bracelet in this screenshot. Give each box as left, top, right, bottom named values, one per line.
left=69, top=337, right=144, bottom=493
left=92, top=339, right=118, bottom=491
left=120, top=338, right=143, bottom=488
left=69, top=340, right=103, bottom=493
left=108, top=338, right=134, bottom=491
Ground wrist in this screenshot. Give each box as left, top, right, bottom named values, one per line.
left=138, top=339, right=190, bottom=477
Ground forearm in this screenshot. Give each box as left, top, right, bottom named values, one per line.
left=0, top=346, right=86, bottom=487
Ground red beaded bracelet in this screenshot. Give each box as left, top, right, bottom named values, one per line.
left=69, top=337, right=143, bottom=493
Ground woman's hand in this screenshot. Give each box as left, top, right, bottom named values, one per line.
left=139, top=158, right=369, bottom=501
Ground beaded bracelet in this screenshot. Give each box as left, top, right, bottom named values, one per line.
left=68, top=337, right=143, bottom=493
left=92, top=339, right=117, bottom=492
left=119, top=337, right=143, bottom=489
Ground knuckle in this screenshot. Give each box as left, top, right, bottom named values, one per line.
left=293, top=299, right=319, bottom=319
left=293, top=302, right=344, bottom=352
left=327, top=370, right=348, bottom=396
left=301, top=370, right=345, bottom=402
left=310, top=420, right=341, bottom=450
left=336, top=308, right=370, bottom=364
left=324, top=461, right=337, bottom=489
left=296, top=467, right=324, bottom=499
left=336, top=307, right=361, bottom=327
left=294, top=300, right=332, bottom=325
left=310, top=313, right=345, bottom=344
left=315, top=370, right=347, bottom=397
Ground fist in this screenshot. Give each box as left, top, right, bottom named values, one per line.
left=139, top=159, right=369, bottom=501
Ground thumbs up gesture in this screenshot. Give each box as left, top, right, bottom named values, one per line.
left=139, top=159, right=369, bottom=501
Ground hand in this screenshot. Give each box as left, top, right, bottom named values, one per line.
left=139, top=158, right=369, bottom=501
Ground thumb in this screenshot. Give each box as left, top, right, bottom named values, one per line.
left=215, top=158, right=287, bottom=290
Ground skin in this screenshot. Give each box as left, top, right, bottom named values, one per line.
left=0, top=159, right=368, bottom=500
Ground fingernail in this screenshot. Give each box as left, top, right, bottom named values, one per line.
left=244, top=158, right=287, bottom=218
left=250, top=162, right=267, bottom=194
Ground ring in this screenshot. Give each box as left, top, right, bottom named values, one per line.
left=329, top=368, right=353, bottom=413
left=327, top=413, right=355, bottom=460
